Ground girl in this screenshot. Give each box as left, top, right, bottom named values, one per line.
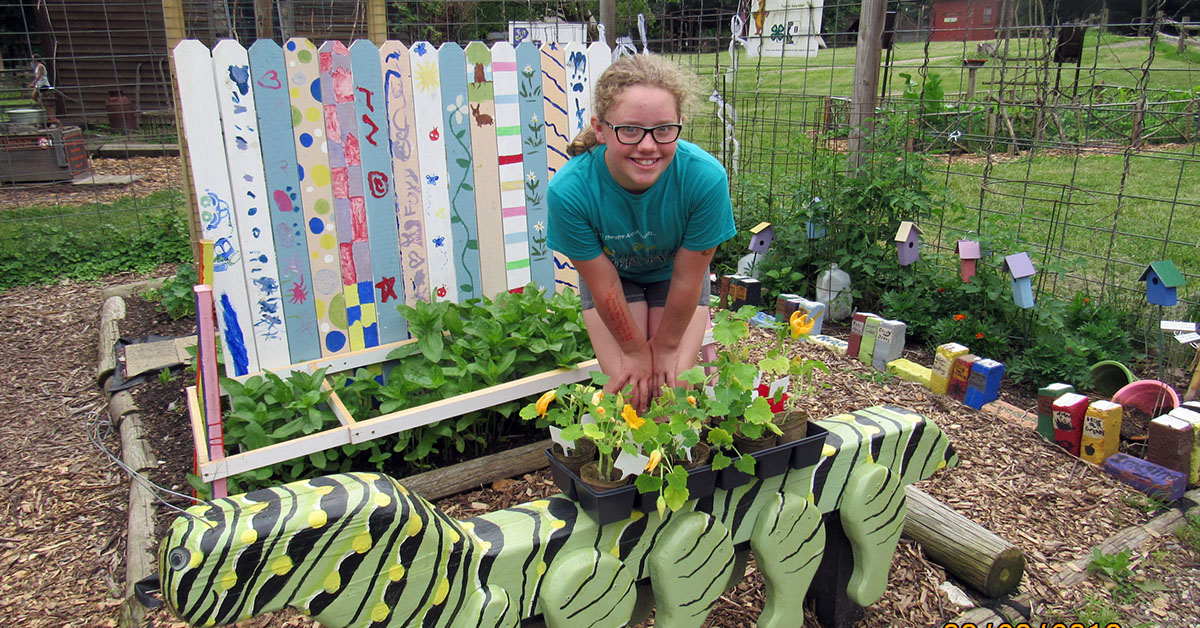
left=548, top=54, right=736, bottom=410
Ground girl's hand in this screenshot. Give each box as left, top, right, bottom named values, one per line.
left=605, top=343, right=654, bottom=411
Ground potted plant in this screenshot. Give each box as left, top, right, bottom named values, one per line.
left=521, top=382, right=598, bottom=475
left=758, top=310, right=830, bottom=442
left=633, top=385, right=717, bottom=515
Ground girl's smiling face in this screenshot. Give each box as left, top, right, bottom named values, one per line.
left=592, top=85, right=680, bottom=193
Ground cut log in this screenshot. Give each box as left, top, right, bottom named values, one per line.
left=398, top=438, right=553, bottom=502
left=903, top=486, right=1025, bottom=598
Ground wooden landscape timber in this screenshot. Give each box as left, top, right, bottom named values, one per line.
left=158, top=405, right=959, bottom=628
left=902, top=485, right=1025, bottom=598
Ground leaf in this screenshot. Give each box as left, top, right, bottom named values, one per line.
left=635, top=473, right=662, bottom=493
left=456, top=157, right=470, bottom=168
left=734, top=454, right=756, bottom=474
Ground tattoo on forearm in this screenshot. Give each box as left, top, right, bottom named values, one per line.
left=602, top=290, right=636, bottom=343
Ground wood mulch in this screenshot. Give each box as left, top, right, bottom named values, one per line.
left=0, top=156, right=182, bottom=209
left=3, top=270, right=1200, bottom=628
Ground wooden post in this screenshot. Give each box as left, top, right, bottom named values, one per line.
left=161, top=0, right=202, bottom=265
left=600, top=0, right=616, bottom=47
left=367, top=0, right=387, bottom=45
left=253, top=0, right=274, bottom=40
left=847, top=0, right=886, bottom=173
left=1180, top=17, right=1190, bottom=55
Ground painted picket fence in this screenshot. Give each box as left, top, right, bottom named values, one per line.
left=174, top=39, right=605, bottom=377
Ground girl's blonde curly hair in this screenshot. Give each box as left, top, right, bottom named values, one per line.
left=566, top=54, right=700, bottom=157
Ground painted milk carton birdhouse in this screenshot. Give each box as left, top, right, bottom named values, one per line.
left=748, top=222, right=775, bottom=253
left=894, top=221, right=923, bottom=266
left=1002, top=252, right=1037, bottom=309
left=956, top=239, right=981, bottom=283
left=1139, top=260, right=1185, bottom=306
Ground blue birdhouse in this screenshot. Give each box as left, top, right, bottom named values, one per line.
left=1139, top=261, right=1185, bottom=306
left=894, top=221, right=922, bottom=266
left=1002, top=252, right=1037, bottom=309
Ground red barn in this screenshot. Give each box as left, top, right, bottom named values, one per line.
left=930, top=0, right=1005, bottom=42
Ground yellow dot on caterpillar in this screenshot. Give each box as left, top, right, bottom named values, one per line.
left=389, top=564, right=405, bottom=581
left=270, top=555, right=293, bottom=576
left=610, top=545, right=620, bottom=558
left=323, top=571, right=341, bottom=593
left=550, top=520, right=565, bottom=529
left=478, top=540, right=491, bottom=552
left=397, top=484, right=409, bottom=496
left=240, top=528, right=257, bottom=545
left=371, top=602, right=391, bottom=622
left=216, top=570, right=237, bottom=592
left=822, top=444, right=837, bottom=457
left=189, top=550, right=203, bottom=568
left=407, top=513, right=423, bottom=536
left=461, top=521, right=475, bottom=531
left=433, top=578, right=450, bottom=605
left=353, top=532, right=372, bottom=553
left=374, top=492, right=391, bottom=508
left=531, top=500, right=549, bottom=508
left=308, top=509, right=328, bottom=529
left=537, top=561, right=547, bottom=575
left=312, top=483, right=335, bottom=495
left=866, top=453, right=875, bottom=464
left=629, top=510, right=644, bottom=522
left=863, top=425, right=881, bottom=435
left=448, top=528, right=460, bottom=544
left=937, top=460, right=947, bottom=469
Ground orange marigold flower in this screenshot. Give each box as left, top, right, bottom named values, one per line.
left=686, top=395, right=697, bottom=407
left=1083, top=298, right=1090, bottom=303
left=954, top=314, right=966, bottom=321
left=976, top=332, right=984, bottom=339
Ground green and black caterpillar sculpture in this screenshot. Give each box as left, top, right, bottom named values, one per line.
left=159, top=405, right=957, bottom=628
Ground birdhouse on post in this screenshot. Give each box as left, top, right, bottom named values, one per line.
left=894, top=221, right=923, bottom=266
left=1139, top=261, right=1185, bottom=306
left=737, top=222, right=775, bottom=277
left=748, top=222, right=775, bottom=253
left=956, top=240, right=981, bottom=283
left=1002, top=252, right=1037, bottom=309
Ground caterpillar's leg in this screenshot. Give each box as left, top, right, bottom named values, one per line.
left=540, top=548, right=636, bottom=628
left=750, top=492, right=825, bottom=628
left=840, top=461, right=906, bottom=606
left=646, top=511, right=735, bottom=628
left=455, top=584, right=519, bottom=628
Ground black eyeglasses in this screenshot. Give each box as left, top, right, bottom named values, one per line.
left=603, top=120, right=683, bottom=145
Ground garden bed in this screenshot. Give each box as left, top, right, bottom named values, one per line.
left=108, top=289, right=1200, bottom=628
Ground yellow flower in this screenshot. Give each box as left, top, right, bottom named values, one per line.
left=686, top=395, right=697, bottom=407
left=790, top=311, right=815, bottom=339
left=622, top=404, right=645, bottom=429
left=535, top=390, right=556, bottom=417
left=590, top=391, right=604, bottom=406
left=596, top=406, right=607, bottom=418
left=645, top=449, right=662, bottom=472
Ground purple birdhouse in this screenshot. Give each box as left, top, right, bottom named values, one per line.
left=1002, top=252, right=1037, bottom=309
left=894, top=221, right=922, bottom=266
left=1139, top=261, right=1185, bottom=306
left=956, top=240, right=981, bottom=283
left=748, top=222, right=774, bottom=254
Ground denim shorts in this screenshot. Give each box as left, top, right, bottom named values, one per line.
left=578, top=273, right=711, bottom=310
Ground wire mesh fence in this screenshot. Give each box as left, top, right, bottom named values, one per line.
left=1, top=0, right=1198, bottom=361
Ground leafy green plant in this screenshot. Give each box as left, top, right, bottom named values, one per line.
left=146, top=263, right=197, bottom=320
left=1087, top=548, right=1165, bottom=603
left=157, top=367, right=174, bottom=386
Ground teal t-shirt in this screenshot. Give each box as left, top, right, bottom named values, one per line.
left=547, top=140, right=736, bottom=284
